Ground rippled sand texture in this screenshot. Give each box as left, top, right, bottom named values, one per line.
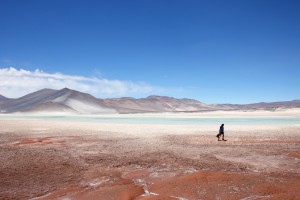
left=0, top=119, right=299, bottom=200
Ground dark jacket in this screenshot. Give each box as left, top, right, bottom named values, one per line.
left=219, top=125, right=224, bottom=133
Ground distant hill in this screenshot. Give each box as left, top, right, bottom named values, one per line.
left=0, top=88, right=299, bottom=114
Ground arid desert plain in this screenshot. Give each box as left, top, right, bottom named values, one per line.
left=0, top=110, right=300, bottom=200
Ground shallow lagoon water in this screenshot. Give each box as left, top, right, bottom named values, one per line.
left=1, top=115, right=300, bottom=125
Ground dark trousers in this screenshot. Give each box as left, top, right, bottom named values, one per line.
left=217, top=132, right=224, bottom=139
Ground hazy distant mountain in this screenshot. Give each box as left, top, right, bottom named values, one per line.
left=0, top=88, right=116, bottom=114
left=103, top=95, right=217, bottom=113
left=219, top=100, right=300, bottom=110
left=0, top=88, right=299, bottom=114
left=0, top=95, right=8, bottom=101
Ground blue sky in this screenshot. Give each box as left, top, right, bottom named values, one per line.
left=0, top=0, right=299, bottom=103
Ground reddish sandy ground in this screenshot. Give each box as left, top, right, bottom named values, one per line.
left=0, top=119, right=299, bottom=200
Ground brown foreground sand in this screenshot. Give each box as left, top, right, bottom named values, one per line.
left=0, top=118, right=299, bottom=200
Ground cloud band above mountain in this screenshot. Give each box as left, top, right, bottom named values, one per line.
left=0, top=67, right=163, bottom=98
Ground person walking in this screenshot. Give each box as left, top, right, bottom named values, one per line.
left=216, top=124, right=226, bottom=141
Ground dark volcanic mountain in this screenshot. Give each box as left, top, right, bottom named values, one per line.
left=0, top=88, right=299, bottom=114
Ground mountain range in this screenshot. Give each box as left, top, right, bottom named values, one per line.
left=0, top=88, right=299, bottom=114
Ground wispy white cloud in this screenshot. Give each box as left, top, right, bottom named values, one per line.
left=0, top=67, right=165, bottom=98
